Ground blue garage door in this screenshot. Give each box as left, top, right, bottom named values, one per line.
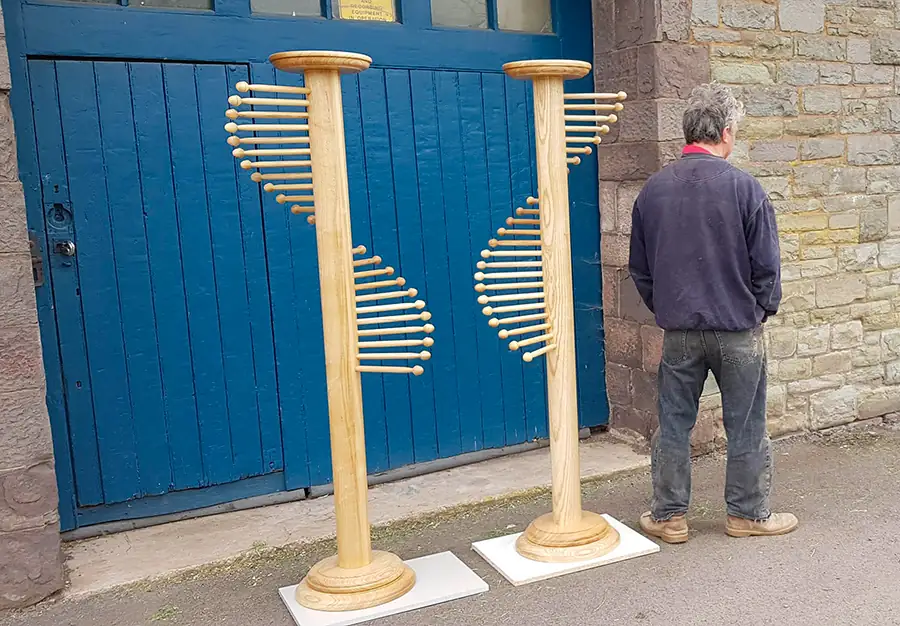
left=3, top=0, right=607, bottom=531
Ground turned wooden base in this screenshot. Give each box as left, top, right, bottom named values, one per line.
left=295, top=550, right=416, bottom=612
left=515, top=511, right=621, bottom=563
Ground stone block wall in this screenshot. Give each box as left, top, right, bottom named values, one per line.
left=0, top=8, right=64, bottom=609
left=594, top=0, right=900, bottom=446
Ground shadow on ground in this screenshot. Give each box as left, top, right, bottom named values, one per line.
left=3, top=427, right=899, bottom=626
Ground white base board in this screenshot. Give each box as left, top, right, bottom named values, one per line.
left=471, top=514, right=659, bottom=586
left=278, top=551, right=488, bottom=626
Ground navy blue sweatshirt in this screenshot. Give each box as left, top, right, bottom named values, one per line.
left=628, top=151, right=782, bottom=332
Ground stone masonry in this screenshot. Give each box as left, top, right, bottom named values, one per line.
left=595, top=0, right=900, bottom=448
left=0, top=8, right=64, bottom=609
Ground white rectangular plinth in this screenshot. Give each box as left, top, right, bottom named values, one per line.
left=471, top=514, right=659, bottom=586
left=278, top=551, right=488, bottom=626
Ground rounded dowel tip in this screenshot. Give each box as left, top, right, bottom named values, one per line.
left=385, top=266, right=395, bottom=275
left=474, top=272, right=485, bottom=281
left=423, top=337, right=435, bottom=347
left=412, top=365, right=425, bottom=376
left=421, top=311, right=432, bottom=321
left=608, top=114, right=618, bottom=123
left=276, top=194, right=287, bottom=203
left=236, top=81, right=250, bottom=92
left=224, top=122, right=238, bottom=133
left=290, top=205, right=303, bottom=215
left=227, top=136, right=240, bottom=147
left=593, top=136, right=603, bottom=144
left=240, top=159, right=253, bottom=170
left=407, top=288, right=418, bottom=297
left=523, top=352, right=534, bottom=363
left=488, top=239, right=499, bottom=248
left=413, top=299, right=426, bottom=309
left=373, top=256, right=382, bottom=263
left=477, top=295, right=490, bottom=305
left=227, top=95, right=242, bottom=106
left=397, top=277, right=407, bottom=286
left=584, top=146, right=593, bottom=155
left=509, top=340, right=520, bottom=351
left=618, top=91, right=627, bottom=100
left=423, top=323, right=435, bottom=333
left=233, top=148, right=245, bottom=158
left=474, top=283, right=486, bottom=293
left=225, top=108, right=239, bottom=120
left=572, top=156, right=581, bottom=165
left=481, top=250, right=491, bottom=259
left=354, top=246, right=367, bottom=255
left=498, top=329, right=509, bottom=339
left=250, top=172, right=263, bottom=182
left=476, top=261, right=487, bottom=269
left=482, top=306, right=493, bottom=316
left=506, top=216, right=515, bottom=224
left=614, top=102, right=624, bottom=111
left=306, top=215, right=316, bottom=225
left=497, top=227, right=507, bottom=236
left=488, top=318, right=500, bottom=328
left=526, top=196, right=539, bottom=205
left=264, top=183, right=275, bottom=192
left=419, top=350, right=432, bottom=361
left=599, top=125, right=611, bottom=134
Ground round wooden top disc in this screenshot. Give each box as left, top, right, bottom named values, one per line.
left=503, top=59, right=591, bottom=80
left=269, top=50, right=373, bottom=75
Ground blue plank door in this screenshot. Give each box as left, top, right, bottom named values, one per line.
left=16, top=0, right=607, bottom=530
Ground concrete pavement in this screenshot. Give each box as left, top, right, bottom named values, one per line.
left=2, top=425, right=899, bottom=626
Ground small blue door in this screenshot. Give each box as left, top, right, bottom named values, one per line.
left=4, top=0, right=607, bottom=531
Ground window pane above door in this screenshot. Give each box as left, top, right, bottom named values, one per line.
left=497, top=0, right=552, bottom=32
left=251, top=0, right=320, bottom=16
left=136, top=0, right=212, bottom=9
left=431, top=0, right=488, bottom=29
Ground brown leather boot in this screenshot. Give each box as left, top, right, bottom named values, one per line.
left=639, top=512, right=689, bottom=544
left=725, top=513, right=799, bottom=538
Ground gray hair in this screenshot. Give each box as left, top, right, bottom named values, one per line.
left=682, top=83, right=745, bottom=145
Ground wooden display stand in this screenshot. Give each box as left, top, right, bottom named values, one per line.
left=225, top=51, right=433, bottom=612
left=475, top=60, right=627, bottom=563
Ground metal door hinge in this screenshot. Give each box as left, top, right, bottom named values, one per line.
left=29, top=231, right=44, bottom=287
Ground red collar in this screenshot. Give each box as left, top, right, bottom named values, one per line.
left=682, top=145, right=715, bottom=156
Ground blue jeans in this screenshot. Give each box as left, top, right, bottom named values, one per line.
left=651, top=328, right=772, bottom=522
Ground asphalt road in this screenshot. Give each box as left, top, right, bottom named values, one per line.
left=3, top=426, right=899, bottom=626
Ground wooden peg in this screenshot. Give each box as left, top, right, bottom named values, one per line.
left=475, top=281, right=544, bottom=292
left=507, top=218, right=541, bottom=226
left=242, top=159, right=312, bottom=170
left=251, top=172, right=314, bottom=181
left=353, top=255, right=382, bottom=268
left=563, top=103, right=624, bottom=111
left=356, top=312, right=431, bottom=326
left=474, top=270, right=543, bottom=280
left=290, top=205, right=315, bottom=215
left=228, top=136, right=311, bottom=146
left=358, top=337, right=434, bottom=348
left=225, top=122, right=310, bottom=133
left=563, top=114, right=617, bottom=123
left=234, top=147, right=313, bottom=157
left=499, top=323, right=551, bottom=340
left=497, top=227, right=541, bottom=237
left=526, top=196, right=539, bottom=205
left=489, top=312, right=549, bottom=327
left=357, top=324, right=434, bottom=337
left=483, top=302, right=546, bottom=316
left=235, top=81, right=311, bottom=95
left=565, top=125, right=611, bottom=133
left=478, top=261, right=543, bottom=269
left=355, top=288, right=418, bottom=303
left=354, top=277, right=407, bottom=291
left=515, top=209, right=541, bottom=216
left=481, top=250, right=543, bottom=258
left=489, top=239, right=542, bottom=248
left=566, top=136, right=603, bottom=144
left=354, top=267, right=394, bottom=279
left=265, top=183, right=315, bottom=192
left=567, top=146, right=592, bottom=155
left=307, top=215, right=316, bottom=225
left=356, top=300, right=425, bottom=314
left=478, top=291, right=545, bottom=304
left=522, top=343, right=556, bottom=362
left=563, top=91, right=627, bottom=100
left=226, top=110, right=310, bottom=120
left=357, top=351, right=431, bottom=361
left=228, top=95, right=310, bottom=107
left=277, top=194, right=316, bottom=204
left=567, top=157, right=581, bottom=165
left=353, top=245, right=367, bottom=255
left=356, top=365, right=425, bottom=376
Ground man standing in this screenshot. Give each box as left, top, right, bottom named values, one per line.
left=628, top=83, right=798, bottom=543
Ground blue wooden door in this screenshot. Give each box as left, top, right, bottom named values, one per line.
left=5, top=0, right=606, bottom=530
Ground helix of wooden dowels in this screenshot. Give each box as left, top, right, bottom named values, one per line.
left=562, top=91, right=626, bottom=170
left=225, top=81, right=317, bottom=224
left=353, top=245, right=434, bottom=376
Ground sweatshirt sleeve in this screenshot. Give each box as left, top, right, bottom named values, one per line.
left=628, top=199, right=654, bottom=313
left=745, top=197, right=782, bottom=319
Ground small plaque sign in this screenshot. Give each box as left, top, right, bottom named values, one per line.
left=339, top=0, right=395, bottom=21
